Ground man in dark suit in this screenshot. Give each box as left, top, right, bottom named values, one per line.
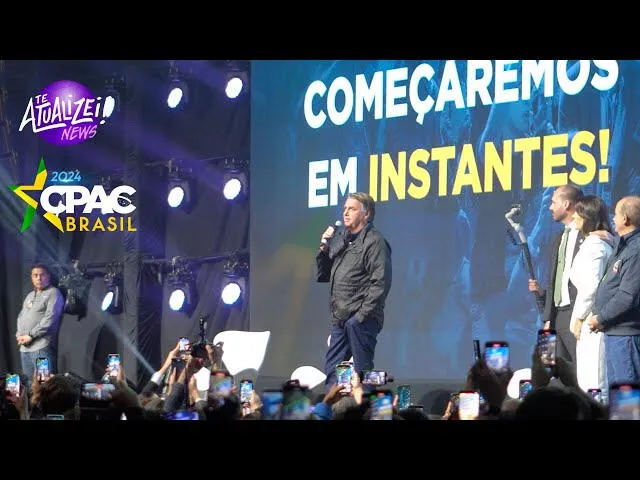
left=529, top=185, right=584, bottom=364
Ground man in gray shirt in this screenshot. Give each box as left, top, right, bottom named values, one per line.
left=16, top=263, right=64, bottom=389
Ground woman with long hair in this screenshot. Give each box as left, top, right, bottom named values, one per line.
left=569, top=195, right=614, bottom=402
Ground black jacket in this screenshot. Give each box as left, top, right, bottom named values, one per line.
left=315, top=223, right=392, bottom=327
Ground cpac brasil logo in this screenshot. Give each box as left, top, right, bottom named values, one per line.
left=9, top=159, right=136, bottom=233
left=18, top=80, right=115, bottom=147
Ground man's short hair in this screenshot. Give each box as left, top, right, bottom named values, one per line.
left=556, top=185, right=584, bottom=207
left=348, top=192, right=376, bottom=222
left=30, top=263, right=51, bottom=275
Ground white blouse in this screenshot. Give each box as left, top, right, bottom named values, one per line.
left=569, top=234, right=614, bottom=322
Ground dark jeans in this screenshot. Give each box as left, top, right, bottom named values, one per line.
left=20, top=345, right=56, bottom=391
left=324, top=316, right=381, bottom=391
left=605, top=334, right=640, bottom=386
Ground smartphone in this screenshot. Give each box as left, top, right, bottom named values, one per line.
left=80, top=382, right=116, bottom=402
left=240, top=379, right=254, bottom=403
left=609, top=383, right=640, bottom=420
left=587, top=388, right=603, bottom=404
left=165, top=410, right=199, bottom=420
left=536, top=329, right=557, bottom=367
left=36, top=357, right=50, bottom=382
left=458, top=391, right=480, bottom=420
left=108, top=353, right=121, bottom=378
left=45, top=414, right=65, bottom=420
left=336, top=363, right=353, bottom=393
left=209, top=370, right=233, bottom=397
left=484, top=341, right=510, bottom=373
left=362, top=369, right=388, bottom=386
left=262, top=389, right=284, bottom=420
left=397, top=384, right=411, bottom=410
left=178, top=337, right=190, bottom=353
left=281, top=385, right=312, bottom=420
left=369, top=389, right=394, bottom=420
left=519, top=379, right=533, bottom=400
left=5, top=373, right=20, bottom=396
left=473, top=339, right=481, bottom=362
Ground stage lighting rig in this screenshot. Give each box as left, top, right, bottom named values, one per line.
left=220, top=251, right=249, bottom=306
left=222, top=156, right=248, bottom=202
left=166, top=159, right=195, bottom=211
left=167, top=60, right=189, bottom=109
left=166, top=257, right=198, bottom=315
left=224, top=60, right=249, bottom=99
left=101, top=264, right=123, bottom=314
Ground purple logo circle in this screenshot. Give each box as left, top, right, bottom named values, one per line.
left=35, top=80, right=102, bottom=147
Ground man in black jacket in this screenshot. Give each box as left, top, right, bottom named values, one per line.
left=316, top=192, right=392, bottom=391
left=528, top=184, right=584, bottom=364
left=588, top=195, right=640, bottom=385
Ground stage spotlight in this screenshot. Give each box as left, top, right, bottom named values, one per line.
left=224, top=61, right=249, bottom=100
left=167, top=179, right=191, bottom=208
left=167, top=80, right=188, bottom=109
left=220, top=253, right=249, bottom=306
left=222, top=157, right=248, bottom=202
left=166, top=261, right=197, bottom=314
left=166, top=163, right=194, bottom=211
left=101, top=270, right=123, bottom=314
left=167, top=61, right=188, bottom=109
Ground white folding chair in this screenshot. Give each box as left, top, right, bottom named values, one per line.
left=290, top=365, right=327, bottom=390
left=212, top=330, right=271, bottom=376
left=507, top=368, right=532, bottom=399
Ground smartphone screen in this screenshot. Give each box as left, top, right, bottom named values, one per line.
left=397, top=384, right=411, bottom=410
left=609, top=383, right=640, bottom=420
left=165, top=410, right=199, bottom=420
left=45, top=414, right=65, bottom=420
left=458, top=391, right=480, bottom=420
left=209, top=371, right=233, bottom=397
left=281, top=386, right=312, bottom=420
left=519, top=380, right=533, bottom=400
left=536, top=329, right=557, bottom=367
left=336, top=363, right=353, bottom=393
left=362, top=370, right=387, bottom=386
left=484, top=341, right=509, bottom=373
left=262, top=389, right=284, bottom=420
left=36, top=357, right=50, bottom=382
left=178, top=337, right=190, bottom=353
left=108, top=354, right=121, bottom=378
left=240, top=379, right=254, bottom=403
left=369, top=390, right=393, bottom=420
left=81, top=382, right=116, bottom=402
left=587, top=388, right=603, bottom=404
left=5, top=374, right=20, bottom=396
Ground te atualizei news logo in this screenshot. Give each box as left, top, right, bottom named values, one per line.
left=9, top=158, right=137, bottom=233
left=18, top=80, right=114, bottom=146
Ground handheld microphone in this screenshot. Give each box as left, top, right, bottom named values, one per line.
left=320, top=220, right=343, bottom=246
